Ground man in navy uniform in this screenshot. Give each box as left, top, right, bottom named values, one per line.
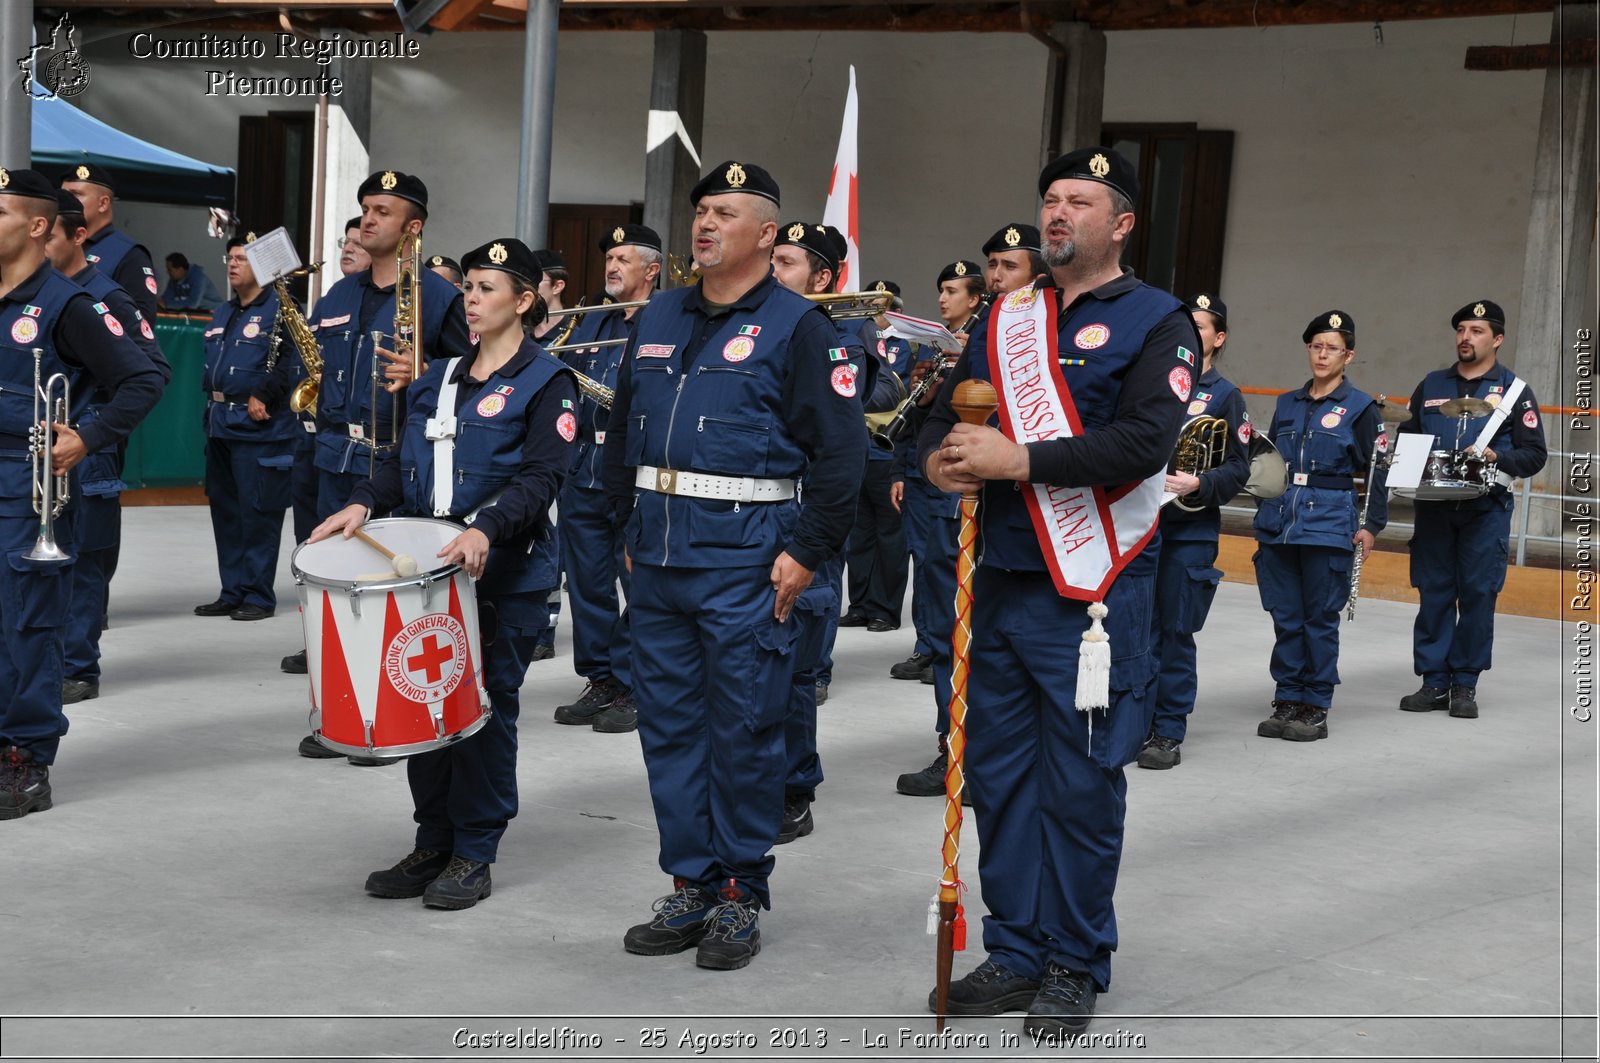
left=44, top=190, right=171, bottom=705
left=918, top=148, right=1194, bottom=1036
left=1138, top=293, right=1250, bottom=769
left=981, top=222, right=1046, bottom=296
left=551, top=223, right=662, bottom=734
left=58, top=164, right=159, bottom=320
left=604, top=161, right=866, bottom=970
left=0, top=167, right=165, bottom=818
left=191, top=234, right=303, bottom=623
left=1397, top=299, right=1546, bottom=719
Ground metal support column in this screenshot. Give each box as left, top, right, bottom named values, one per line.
left=516, top=0, right=559, bottom=248
left=1, top=2, right=35, bottom=165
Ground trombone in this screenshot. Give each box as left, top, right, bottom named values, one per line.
left=26, top=347, right=71, bottom=562
left=806, top=290, right=895, bottom=320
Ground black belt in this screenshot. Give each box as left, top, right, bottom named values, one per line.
left=0, top=433, right=33, bottom=451
left=1293, top=473, right=1355, bottom=490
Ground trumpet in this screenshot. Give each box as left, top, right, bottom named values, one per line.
left=26, top=347, right=71, bottom=562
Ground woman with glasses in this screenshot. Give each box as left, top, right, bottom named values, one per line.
left=1251, top=310, right=1387, bottom=743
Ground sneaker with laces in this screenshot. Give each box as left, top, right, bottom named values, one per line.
left=695, top=881, right=762, bottom=970
left=624, top=879, right=716, bottom=955
left=776, top=795, right=813, bottom=844
left=1023, top=961, right=1097, bottom=1037
left=1399, top=685, right=1449, bottom=712
left=423, top=856, right=492, bottom=909
left=0, top=746, right=52, bottom=820
left=897, top=750, right=947, bottom=796
left=1136, top=734, right=1181, bottom=770
left=364, top=848, right=450, bottom=898
left=591, top=690, right=638, bottom=733
left=927, top=957, right=1041, bottom=1015
left=554, top=678, right=622, bottom=725
left=1256, top=700, right=1299, bottom=738
left=890, top=652, right=934, bottom=681
left=1282, top=703, right=1329, bottom=742
left=1448, top=685, right=1479, bottom=719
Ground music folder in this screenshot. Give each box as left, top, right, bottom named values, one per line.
left=1386, top=433, right=1435, bottom=491
left=243, top=227, right=303, bottom=286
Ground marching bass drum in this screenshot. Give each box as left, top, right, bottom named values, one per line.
left=1243, top=433, right=1288, bottom=501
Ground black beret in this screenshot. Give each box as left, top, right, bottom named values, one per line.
left=1187, top=292, right=1228, bottom=328
left=1302, top=309, right=1355, bottom=345
left=461, top=238, right=541, bottom=285
left=357, top=169, right=428, bottom=217
left=690, top=160, right=780, bottom=206
left=775, top=221, right=846, bottom=272
left=0, top=167, right=63, bottom=202
left=532, top=249, right=567, bottom=273
left=599, top=223, right=663, bottom=254
left=55, top=189, right=85, bottom=217
left=59, top=162, right=115, bottom=193
left=982, top=223, right=1041, bottom=255
left=937, top=260, right=983, bottom=287
left=1451, top=299, right=1506, bottom=329
left=1037, top=146, right=1140, bottom=206
left=867, top=279, right=901, bottom=298
left=427, top=255, right=463, bottom=275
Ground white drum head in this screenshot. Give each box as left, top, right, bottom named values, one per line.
left=293, top=517, right=460, bottom=584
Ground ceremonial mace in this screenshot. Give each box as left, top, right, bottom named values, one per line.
left=934, top=377, right=998, bottom=1032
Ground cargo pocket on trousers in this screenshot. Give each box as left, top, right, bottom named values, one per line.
left=1177, top=565, right=1223, bottom=635
left=253, top=453, right=295, bottom=512
left=742, top=614, right=801, bottom=733
left=8, top=551, right=71, bottom=630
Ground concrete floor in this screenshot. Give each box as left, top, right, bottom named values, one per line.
left=1, top=507, right=1593, bottom=1062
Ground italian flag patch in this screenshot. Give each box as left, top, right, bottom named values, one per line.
left=827, top=347, right=850, bottom=361
left=739, top=325, right=762, bottom=336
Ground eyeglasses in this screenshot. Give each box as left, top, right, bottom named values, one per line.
left=1308, top=343, right=1349, bottom=356
left=222, top=255, right=249, bottom=266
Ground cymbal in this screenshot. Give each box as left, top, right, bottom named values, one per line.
left=1378, top=401, right=1413, bottom=424
left=1440, top=396, right=1494, bottom=418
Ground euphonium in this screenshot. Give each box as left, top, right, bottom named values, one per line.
left=26, top=347, right=71, bottom=562
left=277, top=268, right=325, bottom=417
left=1164, top=415, right=1229, bottom=512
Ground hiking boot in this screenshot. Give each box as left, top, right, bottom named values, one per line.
left=624, top=879, right=716, bottom=955
left=928, top=957, right=1041, bottom=1016
left=695, top=881, right=762, bottom=970
left=281, top=650, right=308, bottom=675
left=1024, top=961, right=1097, bottom=1037
left=1282, top=704, right=1329, bottom=742
left=890, top=652, right=934, bottom=681
left=297, top=733, right=343, bottom=759
left=1256, top=700, right=1299, bottom=738
left=554, top=678, right=623, bottom=725
left=0, top=746, right=52, bottom=820
left=1399, top=685, right=1449, bottom=712
left=61, top=678, right=99, bottom=704
left=897, top=750, right=947, bottom=796
left=423, top=856, right=492, bottom=909
left=364, top=848, right=450, bottom=898
left=1449, top=685, right=1479, bottom=719
left=1137, top=734, right=1181, bottom=770
left=592, top=690, right=638, bottom=733
left=815, top=682, right=829, bottom=706
left=776, top=795, right=813, bottom=845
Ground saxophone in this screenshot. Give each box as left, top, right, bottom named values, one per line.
left=277, top=269, right=325, bottom=417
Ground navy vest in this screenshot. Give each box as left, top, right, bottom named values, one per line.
left=1254, top=382, right=1375, bottom=549
left=967, top=281, right=1182, bottom=574
left=1415, top=365, right=1520, bottom=462
left=1162, top=369, right=1244, bottom=539
left=203, top=289, right=298, bottom=443
left=622, top=284, right=816, bottom=568
left=563, top=305, right=633, bottom=491
left=0, top=270, right=95, bottom=511
left=83, top=227, right=145, bottom=278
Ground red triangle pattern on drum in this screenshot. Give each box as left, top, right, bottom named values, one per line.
left=373, top=590, right=435, bottom=746
left=318, top=590, right=365, bottom=746
left=442, top=577, right=482, bottom=734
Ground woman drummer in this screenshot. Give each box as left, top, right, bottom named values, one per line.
left=1251, top=310, right=1387, bottom=744
left=312, top=238, right=577, bottom=908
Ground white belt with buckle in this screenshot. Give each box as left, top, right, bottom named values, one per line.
left=636, top=465, right=795, bottom=502
left=1493, top=470, right=1513, bottom=488
left=347, top=423, right=366, bottom=441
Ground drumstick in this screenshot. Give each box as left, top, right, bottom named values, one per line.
left=351, top=526, right=419, bottom=578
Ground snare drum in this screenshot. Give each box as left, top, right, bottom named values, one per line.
left=292, top=517, right=490, bottom=758
left=1394, top=449, right=1492, bottom=501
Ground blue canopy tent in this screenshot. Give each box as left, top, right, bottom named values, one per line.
left=31, top=96, right=234, bottom=207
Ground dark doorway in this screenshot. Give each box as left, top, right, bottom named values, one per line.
left=1102, top=124, right=1234, bottom=300
left=547, top=202, right=645, bottom=305
left=237, top=111, right=315, bottom=301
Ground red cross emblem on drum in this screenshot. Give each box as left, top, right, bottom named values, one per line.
left=384, top=614, right=470, bottom=702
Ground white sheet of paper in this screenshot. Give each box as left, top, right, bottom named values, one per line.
left=881, top=311, right=963, bottom=354
left=244, top=226, right=303, bottom=285
left=1386, top=433, right=1437, bottom=490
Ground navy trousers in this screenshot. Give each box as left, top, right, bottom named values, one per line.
left=1254, top=543, right=1352, bottom=710
left=845, top=460, right=908, bottom=624
left=557, top=483, right=631, bottom=687
left=0, top=510, right=77, bottom=764
left=63, top=492, right=119, bottom=682
left=408, top=590, right=550, bottom=864
left=290, top=427, right=319, bottom=544
left=631, top=563, right=798, bottom=909
left=205, top=437, right=296, bottom=611
left=966, top=567, right=1156, bottom=992
left=785, top=554, right=841, bottom=800
left=1149, top=536, right=1224, bottom=742
left=316, top=465, right=368, bottom=523
left=1409, top=495, right=1513, bottom=689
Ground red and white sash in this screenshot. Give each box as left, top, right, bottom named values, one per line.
left=986, top=285, right=1164, bottom=603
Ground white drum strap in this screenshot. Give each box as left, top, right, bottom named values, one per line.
left=431, top=358, right=464, bottom=517
left=1471, top=377, right=1525, bottom=453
